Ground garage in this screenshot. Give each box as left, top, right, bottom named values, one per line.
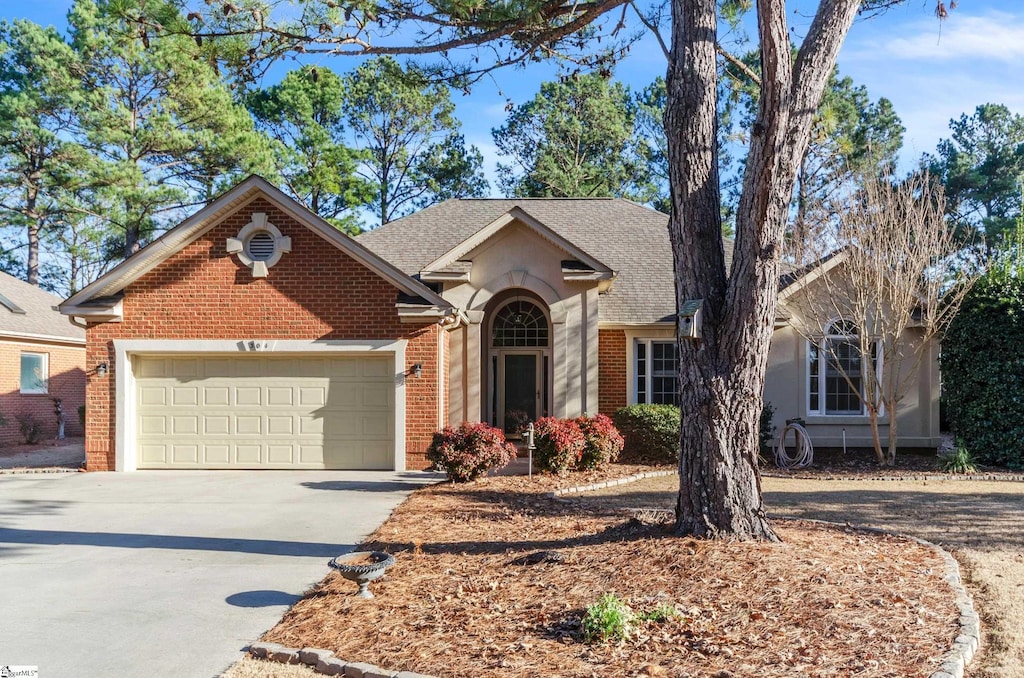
left=134, top=354, right=395, bottom=470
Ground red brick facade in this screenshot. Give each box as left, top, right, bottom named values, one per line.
left=598, top=328, right=627, bottom=415
left=0, top=339, right=85, bottom=446
left=84, top=198, right=443, bottom=471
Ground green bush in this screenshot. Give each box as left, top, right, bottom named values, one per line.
left=759, top=402, right=777, bottom=455
left=941, top=257, right=1024, bottom=469
left=612, top=404, right=680, bottom=465
left=941, top=442, right=978, bottom=475
left=581, top=594, right=635, bottom=643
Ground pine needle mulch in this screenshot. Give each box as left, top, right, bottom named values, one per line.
left=261, top=470, right=958, bottom=677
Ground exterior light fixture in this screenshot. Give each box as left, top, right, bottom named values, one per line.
left=96, top=362, right=108, bottom=377
left=412, top=364, right=423, bottom=379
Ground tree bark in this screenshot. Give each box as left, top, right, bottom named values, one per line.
left=668, top=0, right=861, bottom=540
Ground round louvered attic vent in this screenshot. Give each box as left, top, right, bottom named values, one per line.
left=226, top=212, right=291, bottom=278
left=246, top=231, right=277, bottom=261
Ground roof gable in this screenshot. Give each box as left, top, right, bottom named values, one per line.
left=419, top=206, right=615, bottom=284
left=61, top=176, right=451, bottom=320
left=0, top=272, right=84, bottom=344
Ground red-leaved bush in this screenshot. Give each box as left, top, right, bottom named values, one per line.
left=576, top=414, right=625, bottom=470
left=427, top=422, right=517, bottom=482
left=532, top=417, right=586, bottom=474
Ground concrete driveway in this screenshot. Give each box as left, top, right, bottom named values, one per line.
left=0, top=470, right=440, bottom=678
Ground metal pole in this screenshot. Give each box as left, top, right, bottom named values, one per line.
left=526, top=422, right=535, bottom=480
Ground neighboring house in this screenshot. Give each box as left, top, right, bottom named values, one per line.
left=60, top=176, right=939, bottom=471
left=0, top=271, right=86, bottom=445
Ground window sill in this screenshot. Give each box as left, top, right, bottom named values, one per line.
left=804, top=415, right=888, bottom=425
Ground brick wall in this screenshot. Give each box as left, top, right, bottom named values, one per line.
left=0, top=339, right=86, bottom=446
left=597, top=328, right=627, bottom=415
left=85, top=197, right=442, bottom=471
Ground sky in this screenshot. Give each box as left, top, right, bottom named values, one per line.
left=8, top=0, right=1024, bottom=194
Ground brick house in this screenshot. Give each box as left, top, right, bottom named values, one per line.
left=61, top=176, right=939, bottom=471
left=0, top=272, right=85, bottom=445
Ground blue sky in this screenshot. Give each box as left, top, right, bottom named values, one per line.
left=10, top=1, right=1024, bottom=193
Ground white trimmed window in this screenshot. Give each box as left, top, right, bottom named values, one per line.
left=635, top=339, right=679, bottom=406
left=20, top=352, right=48, bottom=394
left=808, top=320, right=878, bottom=416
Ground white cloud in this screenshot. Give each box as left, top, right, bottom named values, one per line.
left=850, top=11, right=1024, bottom=63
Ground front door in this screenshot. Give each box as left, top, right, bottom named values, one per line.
left=499, top=352, right=541, bottom=435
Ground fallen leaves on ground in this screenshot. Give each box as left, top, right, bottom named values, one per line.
left=261, top=468, right=957, bottom=678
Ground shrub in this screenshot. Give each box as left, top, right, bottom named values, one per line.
left=426, top=422, right=517, bottom=482
left=576, top=414, right=624, bottom=470
left=941, top=257, right=1024, bottom=469
left=759, top=402, right=777, bottom=454
left=16, top=414, right=43, bottom=444
left=532, top=417, right=586, bottom=474
left=941, top=442, right=978, bottom=475
left=582, top=593, right=635, bottom=643
left=612, top=404, right=680, bottom=465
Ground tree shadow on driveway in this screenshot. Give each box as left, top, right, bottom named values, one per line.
left=0, top=527, right=354, bottom=557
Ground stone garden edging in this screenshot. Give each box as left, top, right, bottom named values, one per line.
left=247, top=642, right=435, bottom=678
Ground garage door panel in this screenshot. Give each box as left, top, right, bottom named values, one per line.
left=267, top=387, right=293, bottom=406
left=205, top=445, right=230, bottom=464
left=140, top=444, right=167, bottom=464
left=267, top=445, right=294, bottom=464
left=327, top=358, right=359, bottom=377
left=267, top=416, right=293, bottom=435
left=172, top=387, right=199, bottom=406
left=171, top=359, right=199, bottom=378
left=139, top=387, right=166, bottom=406
left=204, top=387, right=230, bottom=406
left=299, top=387, right=326, bottom=406
left=136, top=354, right=395, bottom=469
left=236, top=416, right=262, bottom=435
left=236, top=444, right=262, bottom=464
left=171, top=444, right=199, bottom=464
left=204, top=415, right=230, bottom=435
left=140, top=416, right=166, bottom=435
left=235, top=386, right=261, bottom=406
left=362, top=384, right=393, bottom=408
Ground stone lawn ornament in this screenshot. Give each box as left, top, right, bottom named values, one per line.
left=328, top=551, right=396, bottom=598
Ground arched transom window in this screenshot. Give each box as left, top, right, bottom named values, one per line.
left=492, top=300, right=549, bottom=347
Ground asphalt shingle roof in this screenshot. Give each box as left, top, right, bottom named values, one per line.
left=0, top=272, right=84, bottom=341
left=358, top=198, right=739, bottom=325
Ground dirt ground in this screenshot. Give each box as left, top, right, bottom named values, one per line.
left=577, top=474, right=1024, bottom=677
left=232, top=467, right=959, bottom=678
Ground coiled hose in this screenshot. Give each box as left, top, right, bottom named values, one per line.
left=775, top=419, right=814, bottom=469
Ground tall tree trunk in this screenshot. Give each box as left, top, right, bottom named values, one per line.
left=25, top=182, right=40, bottom=286
left=668, top=0, right=861, bottom=540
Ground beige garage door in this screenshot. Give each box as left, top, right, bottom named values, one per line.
left=135, top=354, right=395, bottom=469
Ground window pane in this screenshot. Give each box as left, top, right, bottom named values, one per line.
left=635, top=342, right=646, bottom=404
left=825, top=338, right=862, bottom=415
left=492, top=300, right=549, bottom=347
left=21, top=353, right=47, bottom=393
left=651, top=341, right=679, bottom=406
left=808, top=343, right=820, bottom=413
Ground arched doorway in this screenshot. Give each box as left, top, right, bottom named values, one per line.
left=487, top=296, right=551, bottom=434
